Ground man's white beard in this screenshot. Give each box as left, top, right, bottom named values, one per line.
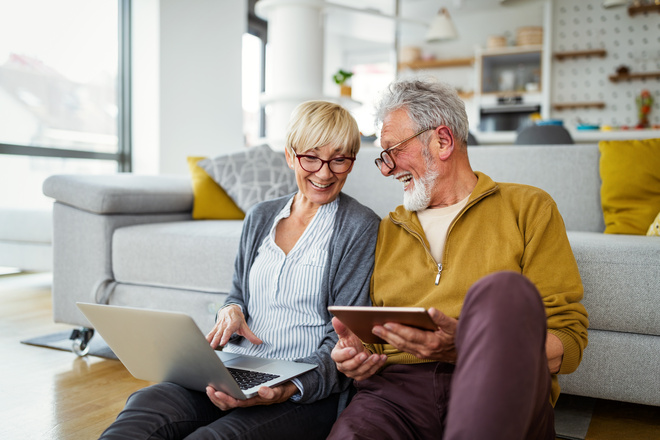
left=403, top=168, right=438, bottom=212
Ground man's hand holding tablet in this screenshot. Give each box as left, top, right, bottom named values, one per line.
left=328, top=306, right=437, bottom=344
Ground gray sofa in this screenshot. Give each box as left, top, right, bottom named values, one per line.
left=43, top=144, right=660, bottom=407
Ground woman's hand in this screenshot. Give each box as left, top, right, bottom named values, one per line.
left=205, top=381, right=299, bottom=410
left=331, top=317, right=387, bottom=381
left=206, top=304, right=262, bottom=349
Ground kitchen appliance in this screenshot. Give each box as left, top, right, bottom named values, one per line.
left=479, top=95, right=540, bottom=132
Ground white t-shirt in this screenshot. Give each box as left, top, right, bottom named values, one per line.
left=416, top=194, right=470, bottom=263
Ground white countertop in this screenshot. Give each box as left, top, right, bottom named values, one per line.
left=474, top=128, right=660, bottom=145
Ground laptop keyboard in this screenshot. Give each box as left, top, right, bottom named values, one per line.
left=227, top=368, right=280, bottom=390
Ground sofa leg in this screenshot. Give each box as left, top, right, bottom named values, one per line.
left=69, top=328, right=95, bottom=356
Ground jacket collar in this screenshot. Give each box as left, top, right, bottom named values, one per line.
left=389, top=171, right=499, bottom=224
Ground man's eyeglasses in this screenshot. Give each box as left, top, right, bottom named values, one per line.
left=293, top=151, right=356, bottom=174
left=374, top=127, right=434, bottom=171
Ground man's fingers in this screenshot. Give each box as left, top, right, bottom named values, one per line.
left=332, top=317, right=352, bottom=339
left=337, top=353, right=386, bottom=380
left=427, top=307, right=457, bottom=333
left=332, top=345, right=361, bottom=364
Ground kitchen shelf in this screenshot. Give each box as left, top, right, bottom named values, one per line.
left=553, top=102, right=606, bottom=111
left=554, top=49, right=607, bottom=61
left=628, top=3, right=660, bottom=17
left=398, top=57, right=474, bottom=70
left=608, top=71, right=660, bottom=82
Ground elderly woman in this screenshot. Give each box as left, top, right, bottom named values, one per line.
left=99, top=101, right=380, bottom=440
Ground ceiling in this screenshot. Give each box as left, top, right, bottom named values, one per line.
left=324, top=0, right=546, bottom=46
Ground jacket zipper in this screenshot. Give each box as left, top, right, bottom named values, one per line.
left=434, top=263, right=443, bottom=285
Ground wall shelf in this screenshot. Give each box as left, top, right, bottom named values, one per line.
left=554, top=49, right=606, bottom=61
left=398, top=57, right=474, bottom=71
left=609, top=71, right=660, bottom=83
left=628, top=4, right=660, bottom=17
left=553, top=102, right=606, bottom=111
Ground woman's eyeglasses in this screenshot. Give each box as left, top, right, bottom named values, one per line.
left=293, top=151, right=356, bottom=174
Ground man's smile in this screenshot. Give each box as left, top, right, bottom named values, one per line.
left=395, top=172, right=414, bottom=191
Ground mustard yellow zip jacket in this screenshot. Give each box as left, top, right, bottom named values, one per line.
left=369, top=171, right=589, bottom=405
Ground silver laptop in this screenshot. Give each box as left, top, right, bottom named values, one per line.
left=76, top=302, right=317, bottom=399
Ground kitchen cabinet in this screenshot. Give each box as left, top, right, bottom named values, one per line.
left=478, top=45, right=542, bottom=95
left=475, top=45, right=545, bottom=132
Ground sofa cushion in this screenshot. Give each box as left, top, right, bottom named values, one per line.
left=599, top=138, right=660, bottom=235
left=187, top=156, right=244, bottom=220
left=112, top=221, right=244, bottom=293
left=567, top=231, right=660, bottom=336
left=198, top=145, right=297, bottom=213
left=467, top=144, right=604, bottom=232
left=43, top=174, right=193, bottom=214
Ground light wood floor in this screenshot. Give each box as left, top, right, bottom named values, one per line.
left=0, top=272, right=151, bottom=440
left=1, top=272, right=659, bottom=440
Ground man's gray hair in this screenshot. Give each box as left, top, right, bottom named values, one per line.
left=374, top=77, right=469, bottom=146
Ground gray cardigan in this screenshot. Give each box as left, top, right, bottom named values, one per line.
left=225, top=192, right=380, bottom=404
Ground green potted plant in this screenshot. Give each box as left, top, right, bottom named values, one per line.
left=333, top=69, right=353, bottom=98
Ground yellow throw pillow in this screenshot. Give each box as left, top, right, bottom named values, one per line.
left=648, top=211, right=660, bottom=236
left=599, top=138, right=660, bottom=235
left=187, top=156, right=244, bottom=220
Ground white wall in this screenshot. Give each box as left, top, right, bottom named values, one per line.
left=132, top=0, right=246, bottom=175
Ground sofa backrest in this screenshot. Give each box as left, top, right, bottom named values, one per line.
left=342, top=144, right=604, bottom=233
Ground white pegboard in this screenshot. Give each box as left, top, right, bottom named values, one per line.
left=551, top=0, right=660, bottom=127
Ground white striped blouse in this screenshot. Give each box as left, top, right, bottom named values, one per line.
left=223, top=195, right=338, bottom=361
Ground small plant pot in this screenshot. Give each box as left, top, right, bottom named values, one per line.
left=340, top=85, right=352, bottom=98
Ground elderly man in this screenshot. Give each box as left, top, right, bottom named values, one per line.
left=329, top=78, right=588, bottom=440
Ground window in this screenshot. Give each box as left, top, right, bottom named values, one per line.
left=244, top=0, right=267, bottom=146
left=0, top=0, right=130, bottom=209
left=242, top=33, right=264, bottom=146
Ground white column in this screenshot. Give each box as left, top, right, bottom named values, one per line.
left=256, top=0, right=325, bottom=149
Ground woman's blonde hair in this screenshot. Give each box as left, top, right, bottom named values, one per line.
left=285, top=101, right=361, bottom=158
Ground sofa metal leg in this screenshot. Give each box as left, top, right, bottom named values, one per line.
left=69, top=328, right=95, bottom=356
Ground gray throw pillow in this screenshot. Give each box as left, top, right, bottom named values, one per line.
left=198, top=145, right=297, bottom=212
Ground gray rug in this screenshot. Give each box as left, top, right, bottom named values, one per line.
left=21, top=331, right=594, bottom=438
left=21, top=330, right=118, bottom=360
left=554, top=394, right=595, bottom=439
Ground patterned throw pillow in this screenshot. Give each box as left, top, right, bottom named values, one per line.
left=648, top=211, right=660, bottom=236
left=198, top=145, right=297, bottom=213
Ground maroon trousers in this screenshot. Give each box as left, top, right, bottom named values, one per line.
left=328, top=271, right=555, bottom=440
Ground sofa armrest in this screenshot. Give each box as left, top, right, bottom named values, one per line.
left=43, top=174, right=193, bottom=215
